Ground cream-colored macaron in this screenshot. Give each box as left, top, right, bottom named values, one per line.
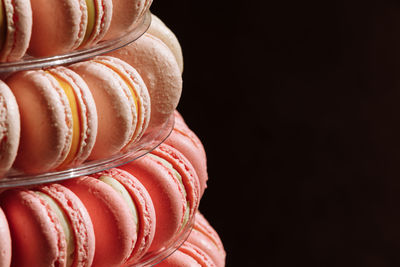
left=147, top=13, right=184, bottom=73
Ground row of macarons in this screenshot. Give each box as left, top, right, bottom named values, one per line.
left=0, top=0, right=155, bottom=61
left=0, top=18, right=184, bottom=177
left=0, top=111, right=216, bottom=267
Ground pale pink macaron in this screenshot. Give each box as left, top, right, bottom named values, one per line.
left=165, top=110, right=208, bottom=196
left=90, top=168, right=156, bottom=265
left=0, top=207, right=11, bottom=267
left=147, top=13, right=184, bottom=73
left=0, top=80, right=20, bottom=177
left=0, top=0, right=32, bottom=62
left=63, top=175, right=138, bottom=267
left=121, top=143, right=200, bottom=253
left=107, top=33, right=182, bottom=130
left=29, top=0, right=112, bottom=57
left=103, top=0, right=153, bottom=40
left=0, top=183, right=96, bottom=267
left=6, top=67, right=98, bottom=174
left=69, top=55, right=151, bottom=160
left=188, top=212, right=226, bottom=267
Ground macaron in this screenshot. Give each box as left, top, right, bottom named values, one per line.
left=165, top=110, right=208, bottom=196
left=107, top=33, right=182, bottom=130
left=63, top=175, right=138, bottom=267
left=89, top=167, right=156, bottom=265
left=6, top=66, right=98, bottom=174
left=188, top=212, right=226, bottom=267
left=0, top=183, right=95, bottom=267
left=147, top=13, right=184, bottom=73
left=69, top=55, right=150, bottom=160
left=157, top=242, right=216, bottom=267
left=0, top=80, right=20, bottom=177
left=28, top=0, right=112, bottom=57
left=103, top=0, right=152, bottom=41
left=121, top=143, right=200, bottom=253
left=0, top=0, right=32, bottom=62
left=0, top=207, right=11, bottom=267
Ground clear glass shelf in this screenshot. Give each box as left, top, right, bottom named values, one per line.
left=0, top=114, right=174, bottom=189
left=0, top=11, right=151, bottom=74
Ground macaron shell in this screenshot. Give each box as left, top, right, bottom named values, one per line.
left=107, top=33, right=182, bottom=130
left=91, top=168, right=156, bottom=264
left=7, top=70, right=73, bottom=173
left=82, top=0, right=112, bottom=47
left=193, top=212, right=225, bottom=255
left=63, top=176, right=137, bottom=267
left=47, top=66, right=98, bottom=167
left=38, top=183, right=95, bottom=267
left=0, top=208, right=11, bottom=267
left=152, top=143, right=200, bottom=220
left=147, top=13, right=184, bottom=73
left=0, top=189, right=67, bottom=267
left=0, top=81, right=20, bottom=177
left=121, top=154, right=186, bottom=253
left=70, top=60, right=137, bottom=160
left=165, top=114, right=208, bottom=196
left=29, top=0, right=87, bottom=56
left=95, top=56, right=151, bottom=146
left=1, top=0, right=32, bottom=61
left=103, top=0, right=151, bottom=40
left=178, top=242, right=216, bottom=267
left=157, top=249, right=201, bottom=267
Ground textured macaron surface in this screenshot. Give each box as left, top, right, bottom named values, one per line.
left=0, top=208, right=11, bottom=267
left=107, top=33, right=182, bottom=130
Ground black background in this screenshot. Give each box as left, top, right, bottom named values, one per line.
left=152, top=1, right=400, bottom=266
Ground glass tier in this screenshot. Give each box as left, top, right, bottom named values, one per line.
left=0, top=11, right=151, bottom=74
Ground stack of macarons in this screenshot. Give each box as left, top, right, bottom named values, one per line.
left=0, top=0, right=154, bottom=61
left=0, top=3, right=226, bottom=266
left=0, top=12, right=185, bottom=177
left=0, top=115, right=224, bottom=266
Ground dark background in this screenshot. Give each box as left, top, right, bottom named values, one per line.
left=152, top=1, right=400, bottom=266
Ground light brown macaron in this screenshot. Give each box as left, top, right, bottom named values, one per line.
left=107, top=33, right=182, bottom=130
left=147, top=13, right=183, bottom=73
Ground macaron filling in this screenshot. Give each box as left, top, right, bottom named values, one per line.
left=149, top=154, right=190, bottom=228
left=35, top=191, right=75, bottom=267
left=94, top=60, right=141, bottom=143
left=82, top=0, right=96, bottom=45
left=48, top=72, right=82, bottom=168
left=99, top=175, right=139, bottom=229
left=0, top=0, right=5, bottom=51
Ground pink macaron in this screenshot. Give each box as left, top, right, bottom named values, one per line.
left=89, top=167, right=156, bottom=265
left=188, top=212, right=226, bottom=267
left=165, top=110, right=208, bottom=196
left=121, top=143, right=200, bottom=253
left=28, top=0, right=112, bottom=57
left=6, top=66, right=98, bottom=174
left=158, top=242, right=216, bottom=267
left=0, top=80, right=20, bottom=177
left=63, top=175, right=138, bottom=267
left=69, top=55, right=151, bottom=160
left=0, top=207, right=11, bottom=267
left=0, top=183, right=96, bottom=267
left=147, top=13, right=184, bottom=73
left=107, top=33, right=182, bottom=130
left=103, top=0, right=152, bottom=41
left=0, top=0, right=32, bottom=62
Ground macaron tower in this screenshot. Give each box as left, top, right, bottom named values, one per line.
left=0, top=1, right=226, bottom=267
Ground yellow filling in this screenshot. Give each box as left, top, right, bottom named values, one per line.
left=48, top=72, right=81, bottom=168
left=99, top=175, right=139, bottom=229
left=82, top=0, right=96, bottom=45
left=36, top=192, right=75, bottom=267
left=0, top=0, right=6, bottom=51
